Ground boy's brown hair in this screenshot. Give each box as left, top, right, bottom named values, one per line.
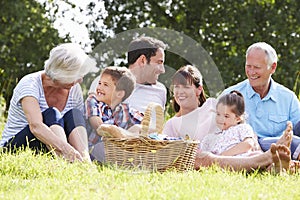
left=101, top=66, right=136, bottom=101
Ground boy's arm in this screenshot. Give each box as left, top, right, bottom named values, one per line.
left=85, top=95, right=107, bottom=130
left=220, top=137, right=256, bottom=156
left=88, top=116, right=104, bottom=130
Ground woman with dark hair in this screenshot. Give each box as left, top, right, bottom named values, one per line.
left=163, top=65, right=217, bottom=141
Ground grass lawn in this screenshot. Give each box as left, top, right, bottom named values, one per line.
left=1, top=151, right=299, bottom=200
left=0, top=121, right=299, bottom=200
left=1, top=83, right=300, bottom=200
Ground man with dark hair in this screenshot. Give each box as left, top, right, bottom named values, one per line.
left=89, top=36, right=167, bottom=113
left=87, top=36, right=167, bottom=162
left=124, top=36, right=167, bottom=113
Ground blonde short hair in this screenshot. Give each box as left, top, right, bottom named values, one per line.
left=44, top=43, right=97, bottom=84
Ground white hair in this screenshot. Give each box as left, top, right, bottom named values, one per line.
left=44, top=43, right=97, bottom=84
left=246, top=42, right=278, bottom=69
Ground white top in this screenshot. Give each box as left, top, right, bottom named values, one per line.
left=123, top=82, right=167, bottom=113
left=1, top=71, right=84, bottom=146
left=163, top=98, right=218, bottom=141
left=200, top=123, right=258, bottom=156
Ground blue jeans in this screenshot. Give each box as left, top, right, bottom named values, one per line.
left=3, top=107, right=86, bottom=153
left=293, top=120, right=300, bottom=137
left=259, top=135, right=300, bottom=160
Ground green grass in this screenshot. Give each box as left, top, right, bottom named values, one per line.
left=0, top=150, right=299, bottom=200
left=0, top=121, right=300, bottom=200
left=1, top=94, right=300, bottom=200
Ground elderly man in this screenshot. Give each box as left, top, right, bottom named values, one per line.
left=222, top=42, right=300, bottom=160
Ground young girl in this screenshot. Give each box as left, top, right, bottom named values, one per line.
left=200, top=90, right=261, bottom=156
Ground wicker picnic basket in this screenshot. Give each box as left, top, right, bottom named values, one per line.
left=102, top=103, right=199, bottom=172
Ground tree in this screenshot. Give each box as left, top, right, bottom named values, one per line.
left=0, top=0, right=67, bottom=113
left=87, top=0, right=300, bottom=97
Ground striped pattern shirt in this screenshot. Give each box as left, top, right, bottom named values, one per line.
left=0, top=70, right=84, bottom=146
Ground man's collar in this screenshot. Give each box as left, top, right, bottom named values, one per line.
left=246, top=78, right=276, bottom=101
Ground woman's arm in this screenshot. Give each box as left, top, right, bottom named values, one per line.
left=21, top=96, right=82, bottom=162
left=220, top=137, right=255, bottom=156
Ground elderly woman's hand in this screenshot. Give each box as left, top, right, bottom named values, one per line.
left=62, top=145, right=84, bottom=162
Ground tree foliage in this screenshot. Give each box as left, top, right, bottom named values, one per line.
left=0, top=0, right=66, bottom=113
left=2, top=0, right=300, bottom=114
left=87, top=0, right=300, bottom=96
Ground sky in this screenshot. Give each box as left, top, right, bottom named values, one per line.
left=38, top=0, right=105, bottom=51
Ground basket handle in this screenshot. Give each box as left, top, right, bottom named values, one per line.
left=140, top=102, right=164, bottom=135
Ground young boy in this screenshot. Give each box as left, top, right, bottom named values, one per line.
left=85, top=66, right=143, bottom=162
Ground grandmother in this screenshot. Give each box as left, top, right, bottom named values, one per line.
left=1, top=43, right=97, bottom=162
